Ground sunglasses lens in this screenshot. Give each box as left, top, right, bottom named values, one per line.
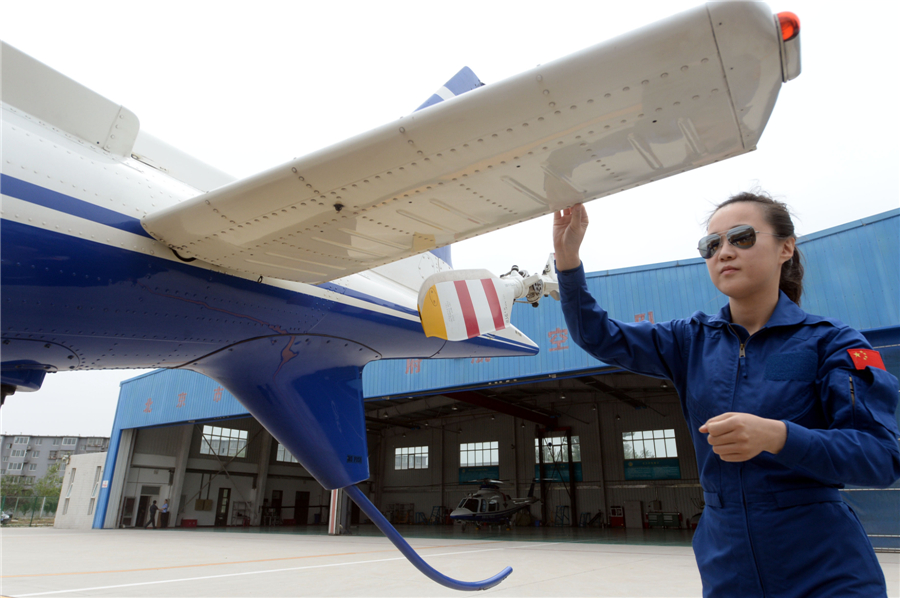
left=728, top=226, right=756, bottom=249
left=698, top=234, right=720, bottom=259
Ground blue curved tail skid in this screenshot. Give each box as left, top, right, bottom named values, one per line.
left=343, top=485, right=512, bottom=591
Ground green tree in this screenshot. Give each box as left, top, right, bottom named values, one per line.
left=1, top=474, right=31, bottom=498
left=33, top=463, right=64, bottom=498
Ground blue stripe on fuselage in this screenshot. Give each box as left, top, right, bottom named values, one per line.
left=3, top=173, right=448, bottom=311
left=2, top=177, right=533, bottom=354
left=1, top=174, right=155, bottom=239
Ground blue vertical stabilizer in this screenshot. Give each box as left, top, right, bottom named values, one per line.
left=191, top=335, right=374, bottom=489
left=415, top=66, right=484, bottom=112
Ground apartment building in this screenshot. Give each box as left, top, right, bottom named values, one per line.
left=1, top=435, right=109, bottom=489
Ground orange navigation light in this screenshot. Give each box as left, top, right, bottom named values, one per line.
left=778, top=12, right=800, bottom=41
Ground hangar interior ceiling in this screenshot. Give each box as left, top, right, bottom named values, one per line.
left=363, top=370, right=676, bottom=432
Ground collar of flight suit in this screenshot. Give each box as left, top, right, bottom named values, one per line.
left=691, top=290, right=809, bottom=332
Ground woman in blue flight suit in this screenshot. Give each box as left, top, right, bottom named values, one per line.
left=553, top=193, right=900, bottom=598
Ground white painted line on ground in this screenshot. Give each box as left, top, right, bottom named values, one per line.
left=509, top=542, right=561, bottom=549
left=16, top=548, right=506, bottom=596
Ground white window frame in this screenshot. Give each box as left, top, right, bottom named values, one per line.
left=14, top=436, right=29, bottom=444
left=535, top=435, right=581, bottom=464
left=8, top=462, right=23, bottom=471
left=10, top=449, right=25, bottom=458
left=622, top=429, right=677, bottom=460
left=460, top=441, right=499, bottom=467
left=394, top=446, right=428, bottom=470
left=28, top=463, right=37, bottom=471
left=275, top=444, right=299, bottom=463
left=62, top=437, right=77, bottom=446
left=199, top=425, right=248, bottom=458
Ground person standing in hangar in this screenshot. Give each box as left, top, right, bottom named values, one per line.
left=553, top=192, right=900, bottom=597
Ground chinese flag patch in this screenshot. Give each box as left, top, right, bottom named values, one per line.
left=847, top=349, right=886, bottom=371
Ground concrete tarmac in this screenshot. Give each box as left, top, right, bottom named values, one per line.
left=1, top=526, right=897, bottom=597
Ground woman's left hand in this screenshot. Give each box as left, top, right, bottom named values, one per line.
left=699, top=413, right=787, bottom=462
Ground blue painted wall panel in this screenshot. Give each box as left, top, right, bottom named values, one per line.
left=363, top=210, right=899, bottom=398
left=114, top=369, right=249, bottom=428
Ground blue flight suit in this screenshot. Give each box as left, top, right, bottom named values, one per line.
left=558, top=264, right=900, bottom=598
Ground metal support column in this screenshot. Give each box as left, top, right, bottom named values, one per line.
left=328, top=488, right=352, bottom=535
left=537, top=428, right=547, bottom=525
left=252, top=429, right=272, bottom=525
left=167, top=425, right=193, bottom=528
left=566, top=428, right=578, bottom=528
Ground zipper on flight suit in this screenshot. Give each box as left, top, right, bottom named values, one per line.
left=728, top=325, right=748, bottom=378
left=727, top=324, right=767, bottom=596
left=848, top=375, right=856, bottom=407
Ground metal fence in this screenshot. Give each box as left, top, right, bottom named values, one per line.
left=1, top=496, right=58, bottom=526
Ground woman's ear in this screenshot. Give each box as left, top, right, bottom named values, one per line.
left=780, top=237, right=795, bottom=265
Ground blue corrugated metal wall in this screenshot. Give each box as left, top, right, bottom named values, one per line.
left=113, top=369, right=249, bottom=428
left=362, top=209, right=899, bottom=398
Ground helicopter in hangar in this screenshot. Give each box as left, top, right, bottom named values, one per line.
left=450, top=479, right=539, bottom=530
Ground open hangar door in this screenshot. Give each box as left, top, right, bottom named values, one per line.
left=107, top=417, right=338, bottom=530
left=363, top=368, right=702, bottom=532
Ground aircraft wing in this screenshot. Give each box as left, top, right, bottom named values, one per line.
left=142, top=3, right=797, bottom=284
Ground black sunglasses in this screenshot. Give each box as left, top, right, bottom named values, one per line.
left=697, top=225, right=784, bottom=259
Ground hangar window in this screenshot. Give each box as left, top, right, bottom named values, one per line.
left=395, top=446, right=428, bottom=470
left=535, top=436, right=581, bottom=463
left=199, top=426, right=248, bottom=458
left=276, top=444, right=299, bottom=464
left=460, top=442, right=499, bottom=466
left=623, top=429, right=677, bottom=459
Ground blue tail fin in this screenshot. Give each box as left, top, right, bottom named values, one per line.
left=415, top=66, right=483, bottom=112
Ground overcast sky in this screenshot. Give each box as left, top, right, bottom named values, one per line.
left=1, top=1, right=897, bottom=436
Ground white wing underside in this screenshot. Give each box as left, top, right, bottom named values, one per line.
left=142, top=3, right=786, bottom=285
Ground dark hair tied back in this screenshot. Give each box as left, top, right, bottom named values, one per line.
left=711, top=191, right=804, bottom=306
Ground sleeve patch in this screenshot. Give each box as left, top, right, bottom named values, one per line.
left=847, top=349, right=886, bottom=371
left=764, top=350, right=818, bottom=382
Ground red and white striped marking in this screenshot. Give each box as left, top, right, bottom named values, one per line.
left=439, top=278, right=506, bottom=340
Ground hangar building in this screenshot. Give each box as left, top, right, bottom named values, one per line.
left=87, top=209, right=899, bottom=550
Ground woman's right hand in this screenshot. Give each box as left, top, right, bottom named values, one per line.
left=553, top=204, right=589, bottom=271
